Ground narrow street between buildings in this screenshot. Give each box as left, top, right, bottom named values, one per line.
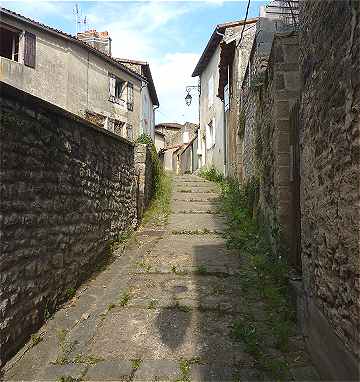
left=2, top=175, right=319, bottom=382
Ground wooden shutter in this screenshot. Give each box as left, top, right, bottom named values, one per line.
left=127, top=82, right=134, bottom=111
left=24, top=31, right=36, bottom=68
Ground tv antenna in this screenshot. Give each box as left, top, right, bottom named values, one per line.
left=73, top=3, right=87, bottom=35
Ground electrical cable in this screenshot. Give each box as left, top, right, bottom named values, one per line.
left=236, top=0, right=251, bottom=48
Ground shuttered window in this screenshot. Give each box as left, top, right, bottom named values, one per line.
left=109, top=75, right=116, bottom=97
left=127, top=82, right=134, bottom=111
left=24, top=31, right=36, bottom=68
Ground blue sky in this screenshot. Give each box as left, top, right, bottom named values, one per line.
left=1, top=1, right=266, bottom=123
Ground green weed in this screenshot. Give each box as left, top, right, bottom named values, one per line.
left=65, top=287, right=76, bottom=300
left=30, top=334, right=43, bottom=347
left=131, top=358, right=142, bottom=370
left=119, top=291, right=130, bottom=307
left=148, top=299, right=157, bottom=309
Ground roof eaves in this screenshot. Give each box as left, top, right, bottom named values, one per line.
left=115, top=58, right=159, bottom=106
left=192, top=17, right=258, bottom=77
left=1, top=8, right=146, bottom=82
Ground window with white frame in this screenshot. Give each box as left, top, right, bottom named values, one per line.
left=109, top=74, right=126, bottom=104
left=0, top=24, right=36, bottom=68
left=208, top=75, right=214, bottom=108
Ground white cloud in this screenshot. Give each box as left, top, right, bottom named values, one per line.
left=152, top=52, right=200, bottom=124
left=88, top=1, right=202, bottom=123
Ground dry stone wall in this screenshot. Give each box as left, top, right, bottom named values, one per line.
left=299, top=1, right=359, bottom=379
left=257, top=33, right=301, bottom=257
left=0, top=83, right=137, bottom=366
left=134, top=143, right=154, bottom=219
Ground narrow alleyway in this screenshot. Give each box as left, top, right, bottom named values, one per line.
left=2, top=175, right=318, bottom=381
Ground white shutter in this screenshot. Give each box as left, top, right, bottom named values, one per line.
left=212, top=118, right=216, bottom=146
left=206, top=124, right=211, bottom=149
left=109, top=76, right=116, bottom=97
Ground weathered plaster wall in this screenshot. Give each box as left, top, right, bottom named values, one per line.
left=0, top=13, right=142, bottom=139
left=199, top=45, right=225, bottom=174
left=0, top=83, right=137, bottom=366
left=154, top=133, right=165, bottom=153
left=140, top=86, right=155, bottom=140
left=299, top=1, right=359, bottom=379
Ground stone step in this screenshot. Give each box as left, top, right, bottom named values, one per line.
left=168, top=213, right=226, bottom=233
left=171, top=200, right=219, bottom=214
left=173, top=187, right=219, bottom=194
left=172, top=193, right=219, bottom=202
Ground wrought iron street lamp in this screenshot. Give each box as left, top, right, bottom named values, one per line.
left=184, top=85, right=200, bottom=106
left=185, top=91, right=192, bottom=106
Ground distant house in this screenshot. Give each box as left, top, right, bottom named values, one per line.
left=155, top=122, right=183, bottom=146
left=155, top=122, right=199, bottom=173
left=192, top=18, right=257, bottom=174
left=0, top=8, right=158, bottom=141
left=155, top=122, right=198, bottom=147
left=116, top=58, right=159, bottom=140
left=154, top=130, right=165, bottom=153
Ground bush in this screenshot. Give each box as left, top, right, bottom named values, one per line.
left=198, top=166, right=224, bottom=183
left=136, top=134, right=172, bottom=226
left=136, top=134, right=162, bottom=196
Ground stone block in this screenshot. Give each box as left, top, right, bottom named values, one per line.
left=284, top=71, right=300, bottom=91
left=275, top=100, right=289, bottom=118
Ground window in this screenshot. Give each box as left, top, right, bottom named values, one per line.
left=208, top=75, right=214, bottom=107
left=0, top=24, right=36, bottom=68
left=0, top=25, right=20, bottom=62
left=127, top=82, right=134, bottom=111
left=109, top=74, right=126, bottom=104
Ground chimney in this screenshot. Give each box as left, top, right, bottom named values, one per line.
left=77, top=29, right=112, bottom=56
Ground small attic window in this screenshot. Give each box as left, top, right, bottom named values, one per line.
left=0, top=24, right=20, bottom=62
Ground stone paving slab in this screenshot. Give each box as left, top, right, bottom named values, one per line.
left=133, top=360, right=180, bottom=381
left=124, top=273, right=245, bottom=312
left=85, top=360, right=133, bottom=381
left=86, top=308, right=252, bottom=366
left=169, top=213, right=226, bottom=233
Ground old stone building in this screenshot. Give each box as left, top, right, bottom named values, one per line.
left=0, top=8, right=159, bottom=141
left=192, top=18, right=257, bottom=175
left=115, top=58, right=159, bottom=140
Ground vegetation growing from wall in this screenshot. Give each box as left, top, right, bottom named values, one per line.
left=200, top=170, right=296, bottom=380
left=136, top=134, right=172, bottom=226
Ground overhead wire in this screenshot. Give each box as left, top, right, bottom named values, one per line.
left=236, top=0, right=251, bottom=48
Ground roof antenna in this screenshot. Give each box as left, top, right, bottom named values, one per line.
left=73, top=3, right=80, bottom=35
